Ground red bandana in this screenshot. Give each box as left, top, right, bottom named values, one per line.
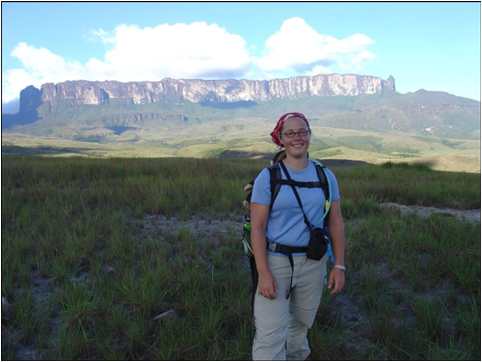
left=270, top=112, right=310, bottom=147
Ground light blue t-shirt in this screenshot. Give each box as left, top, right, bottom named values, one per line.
left=251, top=161, right=340, bottom=250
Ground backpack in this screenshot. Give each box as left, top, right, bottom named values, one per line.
left=241, top=151, right=334, bottom=305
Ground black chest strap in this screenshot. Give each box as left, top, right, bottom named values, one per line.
left=273, top=179, right=324, bottom=188
left=268, top=160, right=330, bottom=214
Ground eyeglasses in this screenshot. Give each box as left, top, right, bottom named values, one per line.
left=282, top=129, right=311, bottom=139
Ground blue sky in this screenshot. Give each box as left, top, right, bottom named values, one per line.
left=2, top=2, right=480, bottom=104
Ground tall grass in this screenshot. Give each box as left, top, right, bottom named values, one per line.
left=2, top=156, right=480, bottom=360
left=337, top=161, right=480, bottom=209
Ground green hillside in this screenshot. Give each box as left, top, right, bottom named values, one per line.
left=3, top=118, right=480, bottom=173
left=6, top=91, right=480, bottom=139
left=3, top=90, right=479, bottom=172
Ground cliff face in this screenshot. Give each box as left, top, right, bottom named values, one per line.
left=38, top=74, right=396, bottom=107
left=1, top=86, right=41, bottom=129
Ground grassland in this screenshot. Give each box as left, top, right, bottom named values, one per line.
left=1, top=156, right=480, bottom=360
left=3, top=119, right=480, bottom=173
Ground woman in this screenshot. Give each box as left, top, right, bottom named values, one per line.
left=250, top=112, right=346, bottom=360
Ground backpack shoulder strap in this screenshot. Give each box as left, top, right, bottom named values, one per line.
left=312, top=159, right=332, bottom=217
left=268, top=164, right=282, bottom=211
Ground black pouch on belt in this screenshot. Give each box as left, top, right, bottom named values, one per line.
left=306, top=227, right=330, bottom=260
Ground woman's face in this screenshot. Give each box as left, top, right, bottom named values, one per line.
left=280, top=117, right=311, bottom=158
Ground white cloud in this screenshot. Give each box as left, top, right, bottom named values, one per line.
left=3, top=68, right=37, bottom=103
left=98, top=22, right=251, bottom=81
left=3, top=22, right=252, bottom=102
left=351, top=50, right=376, bottom=66
left=2, top=18, right=376, bottom=103
left=255, top=17, right=375, bottom=76
left=3, top=43, right=86, bottom=102
left=308, top=64, right=332, bottom=76
left=90, top=28, right=115, bottom=44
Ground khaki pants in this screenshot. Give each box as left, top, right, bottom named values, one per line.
left=252, top=253, right=328, bottom=360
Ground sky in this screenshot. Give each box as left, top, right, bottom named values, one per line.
left=2, top=1, right=481, bottom=107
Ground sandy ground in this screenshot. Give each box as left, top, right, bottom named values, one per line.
left=142, top=203, right=480, bottom=239
left=380, top=203, right=480, bottom=224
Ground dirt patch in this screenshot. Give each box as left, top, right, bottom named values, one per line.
left=142, top=214, right=243, bottom=239
left=20, top=272, right=60, bottom=360
left=380, top=203, right=480, bottom=223
left=328, top=293, right=366, bottom=326
left=7, top=270, right=78, bottom=360
left=141, top=203, right=480, bottom=241
left=15, top=345, right=40, bottom=361
left=326, top=260, right=466, bottom=357
left=31, top=271, right=56, bottom=305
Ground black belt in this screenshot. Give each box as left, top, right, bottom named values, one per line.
left=267, top=241, right=307, bottom=254
left=266, top=240, right=307, bottom=299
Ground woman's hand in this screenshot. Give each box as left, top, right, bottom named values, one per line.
left=327, top=268, right=345, bottom=295
left=258, top=271, right=277, bottom=299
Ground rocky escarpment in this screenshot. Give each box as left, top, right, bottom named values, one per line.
left=38, top=74, right=396, bottom=107
left=1, top=86, right=42, bottom=129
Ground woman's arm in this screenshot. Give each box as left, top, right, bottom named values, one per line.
left=327, top=200, right=346, bottom=294
left=250, top=202, right=277, bottom=299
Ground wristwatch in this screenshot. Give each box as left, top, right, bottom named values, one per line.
left=334, top=264, right=346, bottom=271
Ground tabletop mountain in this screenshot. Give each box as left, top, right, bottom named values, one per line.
left=2, top=74, right=479, bottom=141
left=38, top=74, right=396, bottom=107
